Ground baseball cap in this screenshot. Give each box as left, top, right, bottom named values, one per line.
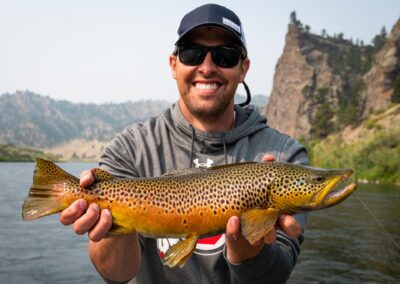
left=176, top=4, right=247, bottom=52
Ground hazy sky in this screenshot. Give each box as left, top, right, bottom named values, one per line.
left=1, top=0, right=399, bottom=103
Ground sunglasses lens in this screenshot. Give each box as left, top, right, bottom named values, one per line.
left=179, top=46, right=206, bottom=66
left=212, top=46, right=241, bottom=68
left=178, top=45, right=242, bottom=68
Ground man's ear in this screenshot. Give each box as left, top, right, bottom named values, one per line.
left=239, top=58, right=250, bottom=83
left=169, top=55, right=177, bottom=79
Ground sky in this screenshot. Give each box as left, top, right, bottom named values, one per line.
left=1, top=0, right=399, bottom=104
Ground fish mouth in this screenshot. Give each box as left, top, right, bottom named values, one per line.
left=318, top=169, right=357, bottom=209
left=323, top=182, right=357, bottom=207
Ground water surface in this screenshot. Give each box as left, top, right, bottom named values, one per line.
left=0, top=163, right=399, bottom=283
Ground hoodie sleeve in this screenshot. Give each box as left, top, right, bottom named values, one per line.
left=99, top=126, right=141, bottom=178
left=224, top=136, right=308, bottom=283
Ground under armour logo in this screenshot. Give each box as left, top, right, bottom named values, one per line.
left=193, top=158, right=214, bottom=168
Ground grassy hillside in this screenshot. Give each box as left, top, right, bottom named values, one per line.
left=0, top=144, right=59, bottom=162
left=303, top=104, right=400, bottom=184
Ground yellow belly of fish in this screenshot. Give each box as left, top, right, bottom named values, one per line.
left=106, top=200, right=240, bottom=237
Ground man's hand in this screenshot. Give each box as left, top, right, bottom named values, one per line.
left=225, top=154, right=302, bottom=264
left=59, top=169, right=113, bottom=242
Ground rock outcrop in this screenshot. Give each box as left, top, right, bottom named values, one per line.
left=266, top=18, right=400, bottom=139
left=361, top=19, right=400, bottom=115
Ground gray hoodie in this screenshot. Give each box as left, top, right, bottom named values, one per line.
left=99, top=103, right=308, bottom=284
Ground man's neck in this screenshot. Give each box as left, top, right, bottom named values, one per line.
left=178, top=101, right=235, bottom=133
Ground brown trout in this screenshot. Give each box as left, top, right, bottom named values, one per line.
left=22, top=158, right=357, bottom=267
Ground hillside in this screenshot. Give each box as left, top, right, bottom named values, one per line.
left=0, top=91, right=170, bottom=148
left=266, top=14, right=400, bottom=139
left=0, top=91, right=267, bottom=161
left=304, top=104, right=400, bottom=184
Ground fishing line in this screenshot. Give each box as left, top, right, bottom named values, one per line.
left=355, top=191, right=400, bottom=250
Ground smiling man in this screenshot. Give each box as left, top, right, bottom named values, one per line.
left=59, top=4, right=308, bottom=284
left=171, top=26, right=249, bottom=132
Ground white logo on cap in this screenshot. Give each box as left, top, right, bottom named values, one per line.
left=222, top=17, right=241, bottom=34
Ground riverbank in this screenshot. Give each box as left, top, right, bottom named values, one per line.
left=304, top=125, right=400, bottom=184
left=0, top=144, right=59, bottom=162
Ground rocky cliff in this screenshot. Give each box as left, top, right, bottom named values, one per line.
left=266, top=18, right=400, bottom=139
left=361, top=19, right=400, bottom=115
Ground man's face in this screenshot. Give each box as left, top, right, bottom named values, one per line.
left=170, top=27, right=250, bottom=122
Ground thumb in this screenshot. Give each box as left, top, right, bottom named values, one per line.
left=80, top=169, right=95, bottom=188
left=226, top=216, right=241, bottom=242
left=262, top=154, right=275, bottom=162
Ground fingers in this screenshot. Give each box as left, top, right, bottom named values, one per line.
left=262, top=154, right=275, bottom=162
left=59, top=199, right=113, bottom=242
left=225, top=216, right=265, bottom=264
left=88, top=209, right=113, bottom=242
left=80, top=169, right=95, bottom=187
left=60, top=199, right=88, bottom=226
left=262, top=227, right=277, bottom=245
left=73, top=203, right=100, bottom=235
left=278, top=214, right=302, bottom=239
left=226, top=216, right=241, bottom=242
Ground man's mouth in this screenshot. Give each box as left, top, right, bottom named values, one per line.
left=194, top=82, right=221, bottom=90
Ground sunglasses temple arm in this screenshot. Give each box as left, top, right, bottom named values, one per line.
left=238, top=81, right=251, bottom=107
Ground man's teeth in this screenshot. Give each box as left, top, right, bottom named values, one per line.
left=195, top=83, right=218, bottom=90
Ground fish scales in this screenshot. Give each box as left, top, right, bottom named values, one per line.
left=22, top=158, right=357, bottom=268
left=72, top=163, right=273, bottom=238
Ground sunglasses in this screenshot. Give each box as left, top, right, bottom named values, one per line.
left=174, top=44, right=246, bottom=68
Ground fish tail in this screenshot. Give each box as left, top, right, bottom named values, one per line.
left=22, top=158, right=79, bottom=221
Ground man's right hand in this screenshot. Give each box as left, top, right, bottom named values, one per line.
left=59, top=169, right=113, bottom=242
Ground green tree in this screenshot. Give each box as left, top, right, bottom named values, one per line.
left=310, top=101, right=335, bottom=139
left=392, top=74, right=400, bottom=103
left=289, top=11, right=302, bottom=28
left=372, top=26, right=387, bottom=52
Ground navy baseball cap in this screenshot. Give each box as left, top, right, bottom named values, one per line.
left=176, top=4, right=247, bottom=52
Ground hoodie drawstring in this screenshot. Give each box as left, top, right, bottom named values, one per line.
left=188, top=125, right=228, bottom=167
left=222, top=134, right=228, bottom=165
left=189, top=125, right=195, bottom=168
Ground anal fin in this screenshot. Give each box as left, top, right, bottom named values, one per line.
left=240, top=208, right=280, bottom=245
left=162, top=234, right=198, bottom=268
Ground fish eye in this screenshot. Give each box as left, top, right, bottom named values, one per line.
left=307, top=175, right=326, bottom=184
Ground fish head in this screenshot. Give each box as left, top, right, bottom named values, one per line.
left=269, top=163, right=357, bottom=213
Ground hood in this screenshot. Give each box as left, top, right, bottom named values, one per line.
left=161, top=103, right=269, bottom=154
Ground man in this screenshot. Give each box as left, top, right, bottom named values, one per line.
left=60, top=4, right=308, bottom=284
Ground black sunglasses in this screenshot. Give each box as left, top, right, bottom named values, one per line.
left=174, top=44, right=246, bottom=68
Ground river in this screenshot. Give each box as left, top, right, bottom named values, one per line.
left=0, top=162, right=399, bottom=283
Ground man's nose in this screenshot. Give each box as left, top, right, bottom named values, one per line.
left=198, top=52, right=217, bottom=75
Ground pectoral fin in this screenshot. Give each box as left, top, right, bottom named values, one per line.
left=162, top=234, right=198, bottom=268
left=240, top=208, right=280, bottom=245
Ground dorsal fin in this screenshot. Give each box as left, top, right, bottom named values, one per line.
left=92, top=168, right=115, bottom=181
left=208, top=162, right=258, bottom=171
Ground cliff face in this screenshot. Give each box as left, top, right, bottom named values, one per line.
left=266, top=25, right=344, bottom=137
left=266, top=18, right=400, bottom=139
left=265, top=25, right=313, bottom=137
left=361, top=19, right=400, bottom=115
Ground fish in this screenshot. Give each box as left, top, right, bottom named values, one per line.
left=22, top=158, right=357, bottom=267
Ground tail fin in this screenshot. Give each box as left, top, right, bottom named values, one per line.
left=22, top=158, right=79, bottom=221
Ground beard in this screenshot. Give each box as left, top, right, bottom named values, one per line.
left=180, top=93, right=235, bottom=123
